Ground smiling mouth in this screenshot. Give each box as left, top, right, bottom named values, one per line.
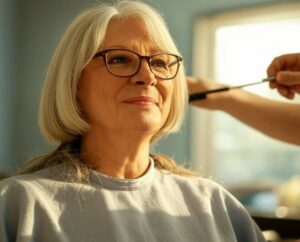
left=122, top=96, right=158, bottom=106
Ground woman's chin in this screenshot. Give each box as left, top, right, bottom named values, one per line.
left=126, top=116, right=162, bottom=133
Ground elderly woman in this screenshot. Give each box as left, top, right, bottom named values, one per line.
left=0, top=1, right=266, bottom=242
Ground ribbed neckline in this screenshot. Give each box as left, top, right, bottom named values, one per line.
left=88, top=157, right=155, bottom=190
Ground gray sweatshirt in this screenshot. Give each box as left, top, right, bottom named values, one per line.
left=0, top=159, right=266, bottom=242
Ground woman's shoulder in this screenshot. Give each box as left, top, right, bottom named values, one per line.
left=156, top=170, right=265, bottom=241
left=157, top=169, right=255, bottom=222
left=156, top=169, right=241, bottom=205
left=157, top=168, right=224, bottom=190
left=0, top=164, right=69, bottom=195
left=0, top=174, right=42, bottom=209
left=0, top=172, right=39, bottom=188
left=0, top=170, right=44, bottom=194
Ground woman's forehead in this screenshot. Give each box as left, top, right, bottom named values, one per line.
left=102, top=17, right=162, bottom=53
left=107, top=17, right=148, bottom=38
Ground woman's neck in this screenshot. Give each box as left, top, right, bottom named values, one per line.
left=80, top=130, right=151, bottom=179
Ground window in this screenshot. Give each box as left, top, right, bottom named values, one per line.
left=190, top=2, right=300, bottom=195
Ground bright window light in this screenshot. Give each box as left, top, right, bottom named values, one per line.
left=215, top=19, right=300, bottom=99
left=213, top=19, right=300, bottom=186
left=191, top=3, right=300, bottom=192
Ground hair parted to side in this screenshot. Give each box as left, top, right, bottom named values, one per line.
left=19, top=0, right=197, bottom=178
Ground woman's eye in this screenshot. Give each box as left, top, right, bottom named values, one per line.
left=152, top=59, right=167, bottom=68
left=107, top=56, right=131, bottom=65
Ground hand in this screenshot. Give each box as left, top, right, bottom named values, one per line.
left=187, top=76, right=226, bottom=110
left=267, top=53, right=300, bottom=99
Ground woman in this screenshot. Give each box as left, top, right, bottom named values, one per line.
left=0, top=1, right=266, bottom=241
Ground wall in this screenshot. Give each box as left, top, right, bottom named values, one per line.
left=0, top=0, right=19, bottom=172
left=7, top=0, right=112, bottom=173
left=0, top=0, right=283, bottom=173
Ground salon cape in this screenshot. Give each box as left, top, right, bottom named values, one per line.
left=0, top=159, right=266, bottom=242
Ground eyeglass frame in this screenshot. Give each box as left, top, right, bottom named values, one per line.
left=92, top=48, right=183, bottom=80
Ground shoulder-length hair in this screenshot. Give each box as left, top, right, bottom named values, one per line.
left=19, top=1, right=196, bottom=179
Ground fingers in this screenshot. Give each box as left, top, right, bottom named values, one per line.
left=292, top=85, right=300, bottom=94
left=277, top=71, right=300, bottom=86
left=267, top=53, right=300, bottom=99
left=267, top=56, right=283, bottom=77
left=269, top=81, right=278, bottom=89
left=267, top=53, right=300, bottom=77
left=186, top=76, right=205, bottom=94
left=186, top=76, right=221, bottom=94
left=276, top=85, right=295, bottom=100
left=269, top=80, right=296, bottom=99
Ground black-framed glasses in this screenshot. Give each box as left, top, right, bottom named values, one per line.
left=93, top=48, right=182, bottom=80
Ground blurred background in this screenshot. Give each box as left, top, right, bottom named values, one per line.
left=1, top=0, right=300, bottom=240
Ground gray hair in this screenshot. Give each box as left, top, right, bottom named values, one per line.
left=19, top=1, right=196, bottom=178
left=40, top=0, right=187, bottom=144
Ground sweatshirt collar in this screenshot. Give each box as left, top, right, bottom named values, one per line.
left=88, top=157, right=155, bottom=190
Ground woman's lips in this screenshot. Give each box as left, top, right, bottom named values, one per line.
left=122, top=96, right=158, bottom=106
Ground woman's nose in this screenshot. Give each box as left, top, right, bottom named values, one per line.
left=131, top=60, right=157, bottom=86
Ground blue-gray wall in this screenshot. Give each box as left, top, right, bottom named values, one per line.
left=0, top=0, right=19, bottom=172
left=0, top=0, right=283, bottom=174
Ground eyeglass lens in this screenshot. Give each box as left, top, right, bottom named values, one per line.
left=104, top=49, right=179, bottom=79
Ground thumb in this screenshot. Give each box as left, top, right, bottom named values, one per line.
left=277, top=71, right=300, bottom=86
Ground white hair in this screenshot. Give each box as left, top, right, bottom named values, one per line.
left=19, top=1, right=196, bottom=178
left=39, top=0, right=187, bottom=144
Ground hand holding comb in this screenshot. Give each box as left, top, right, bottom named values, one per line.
left=189, top=76, right=276, bottom=102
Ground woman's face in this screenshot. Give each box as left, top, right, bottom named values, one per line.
left=78, top=17, right=174, bottom=138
